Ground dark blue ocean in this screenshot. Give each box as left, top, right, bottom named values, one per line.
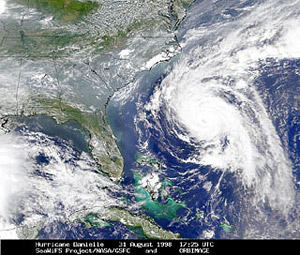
left=28, top=0, right=300, bottom=239
left=106, top=0, right=300, bottom=239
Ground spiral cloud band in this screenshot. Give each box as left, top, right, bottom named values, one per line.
left=145, top=0, right=299, bottom=213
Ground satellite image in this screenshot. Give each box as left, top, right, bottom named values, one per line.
left=0, top=0, right=299, bottom=240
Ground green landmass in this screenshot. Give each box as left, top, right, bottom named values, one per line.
left=127, top=226, right=149, bottom=239
left=84, top=213, right=111, bottom=228
left=97, top=21, right=143, bottom=49
left=0, top=0, right=196, bottom=241
left=31, top=98, right=124, bottom=180
left=133, top=172, right=185, bottom=220
left=2, top=19, right=150, bottom=58
left=13, top=0, right=99, bottom=22
left=72, top=207, right=180, bottom=239
left=105, top=207, right=180, bottom=239
left=4, top=0, right=194, bottom=57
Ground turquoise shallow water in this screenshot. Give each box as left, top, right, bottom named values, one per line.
left=7, top=0, right=299, bottom=239
left=106, top=0, right=300, bottom=239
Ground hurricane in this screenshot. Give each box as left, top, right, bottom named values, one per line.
left=123, top=0, right=300, bottom=238
left=1, top=0, right=300, bottom=240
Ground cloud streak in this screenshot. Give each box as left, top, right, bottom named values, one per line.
left=145, top=0, right=298, bottom=214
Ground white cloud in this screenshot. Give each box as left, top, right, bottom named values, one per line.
left=0, top=132, right=27, bottom=239
left=0, top=132, right=26, bottom=221
left=145, top=0, right=297, bottom=213
left=0, top=0, right=6, bottom=15
left=0, top=129, right=121, bottom=239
